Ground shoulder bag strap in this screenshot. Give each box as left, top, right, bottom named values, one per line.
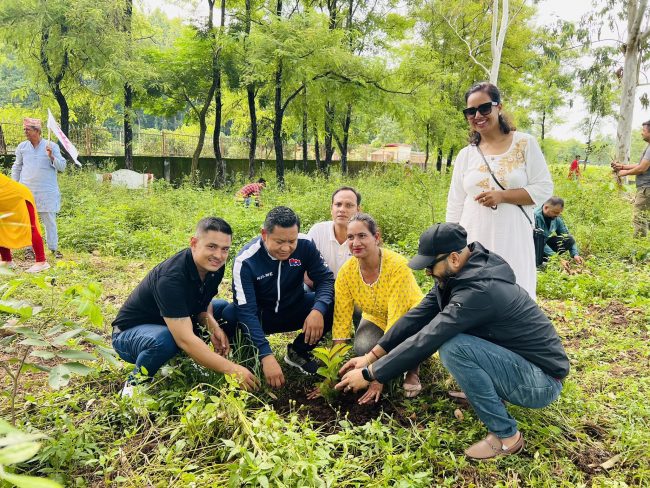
left=475, top=144, right=534, bottom=227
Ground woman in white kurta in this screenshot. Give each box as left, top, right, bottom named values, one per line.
left=446, top=83, right=553, bottom=300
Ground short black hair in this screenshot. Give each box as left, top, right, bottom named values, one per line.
left=545, top=196, right=565, bottom=208
left=643, top=120, right=650, bottom=129
left=257, top=178, right=267, bottom=185
left=331, top=186, right=361, bottom=205
left=196, top=217, right=233, bottom=236
left=264, top=206, right=300, bottom=233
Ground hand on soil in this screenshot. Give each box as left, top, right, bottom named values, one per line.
left=306, top=386, right=322, bottom=400
left=262, top=355, right=285, bottom=388
left=358, top=381, right=383, bottom=404
left=335, top=369, right=369, bottom=393
left=339, top=356, right=369, bottom=376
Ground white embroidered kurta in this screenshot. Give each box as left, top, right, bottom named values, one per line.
left=446, top=132, right=553, bottom=300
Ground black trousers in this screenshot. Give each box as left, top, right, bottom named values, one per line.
left=216, top=292, right=333, bottom=355
left=544, top=234, right=576, bottom=261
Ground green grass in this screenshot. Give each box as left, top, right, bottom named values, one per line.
left=1, top=164, right=649, bottom=486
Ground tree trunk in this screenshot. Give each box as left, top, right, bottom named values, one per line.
left=436, top=147, right=443, bottom=172
left=247, top=85, right=257, bottom=179
left=446, top=147, right=454, bottom=170
left=273, top=0, right=285, bottom=188
left=244, top=0, right=257, bottom=179
left=424, top=122, right=430, bottom=171
left=190, top=0, right=219, bottom=181
left=540, top=109, right=546, bottom=142
left=302, top=88, right=308, bottom=172
left=273, top=59, right=285, bottom=189
left=489, top=0, right=509, bottom=85
left=52, top=85, right=70, bottom=137
left=615, top=0, right=647, bottom=165
left=313, top=125, right=321, bottom=171
left=321, top=0, right=338, bottom=175
left=193, top=117, right=209, bottom=179
left=340, top=103, right=352, bottom=174
left=40, top=27, right=70, bottom=137
left=124, top=84, right=133, bottom=170
left=0, top=124, right=7, bottom=155
left=213, top=0, right=227, bottom=188
left=213, top=70, right=225, bottom=187
left=323, top=102, right=334, bottom=176
left=123, top=0, right=134, bottom=170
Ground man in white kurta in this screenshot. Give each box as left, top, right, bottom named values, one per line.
left=12, top=118, right=66, bottom=257
left=446, top=132, right=553, bottom=300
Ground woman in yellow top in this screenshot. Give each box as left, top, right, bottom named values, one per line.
left=0, top=173, right=50, bottom=273
left=333, top=213, right=423, bottom=402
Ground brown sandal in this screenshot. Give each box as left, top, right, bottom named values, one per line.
left=464, top=432, right=525, bottom=460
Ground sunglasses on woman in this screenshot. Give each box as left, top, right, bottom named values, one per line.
left=462, top=101, right=498, bottom=118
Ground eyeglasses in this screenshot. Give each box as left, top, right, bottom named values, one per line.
left=462, top=101, right=498, bottom=118
left=425, top=253, right=451, bottom=271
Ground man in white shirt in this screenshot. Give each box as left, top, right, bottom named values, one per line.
left=12, top=117, right=66, bottom=258
left=306, top=186, right=361, bottom=283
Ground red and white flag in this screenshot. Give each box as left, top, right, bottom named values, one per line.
left=47, top=109, right=81, bottom=167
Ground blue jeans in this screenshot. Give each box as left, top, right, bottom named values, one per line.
left=438, top=334, right=563, bottom=438
left=112, top=299, right=231, bottom=381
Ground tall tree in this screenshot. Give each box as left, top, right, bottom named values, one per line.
left=614, top=0, right=649, bottom=164
left=123, top=0, right=134, bottom=169
left=212, top=0, right=228, bottom=187
left=0, top=0, right=125, bottom=137
left=580, top=0, right=650, bottom=164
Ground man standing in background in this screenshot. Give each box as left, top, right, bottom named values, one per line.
left=12, top=117, right=66, bottom=258
left=568, top=155, right=581, bottom=180
left=612, top=120, right=650, bottom=237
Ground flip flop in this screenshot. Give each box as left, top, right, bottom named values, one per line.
left=403, top=374, right=422, bottom=398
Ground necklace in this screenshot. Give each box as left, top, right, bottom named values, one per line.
left=358, top=249, right=382, bottom=286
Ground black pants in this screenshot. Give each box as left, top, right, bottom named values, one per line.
left=544, top=234, right=576, bottom=261
left=216, top=292, right=333, bottom=355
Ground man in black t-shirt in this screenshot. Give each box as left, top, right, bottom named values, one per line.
left=112, top=217, right=258, bottom=395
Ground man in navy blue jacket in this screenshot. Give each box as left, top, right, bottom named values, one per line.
left=227, top=206, right=335, bottom=387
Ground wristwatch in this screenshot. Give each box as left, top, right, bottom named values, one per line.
left=361, top=366, right=374, bottom=382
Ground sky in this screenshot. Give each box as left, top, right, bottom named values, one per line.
left=140, top=0, right=648, bottom=142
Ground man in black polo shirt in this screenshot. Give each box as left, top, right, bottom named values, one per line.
left=112, top=217, right=258, bottom=396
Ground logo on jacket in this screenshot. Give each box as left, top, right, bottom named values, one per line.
left=289, top=258, right=302, bottom=267
left=256, top=272, right=273, bottom=280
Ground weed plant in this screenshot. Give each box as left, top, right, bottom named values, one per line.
left=0, top=164, right=648, bottom=486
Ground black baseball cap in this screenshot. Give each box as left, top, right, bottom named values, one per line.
left=408, top=223, right=468, bottom=270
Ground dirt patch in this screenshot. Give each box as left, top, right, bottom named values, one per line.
left=571, top=445, right=616, bottom=475
left=270, top=386, right=411, bottom=431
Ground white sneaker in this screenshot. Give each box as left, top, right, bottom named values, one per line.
left=120, top=382, right=135, bottom=398
left=26, top=262, right=51, bottom=273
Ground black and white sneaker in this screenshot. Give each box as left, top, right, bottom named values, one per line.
left=284, top=344, right=320, bottom=375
